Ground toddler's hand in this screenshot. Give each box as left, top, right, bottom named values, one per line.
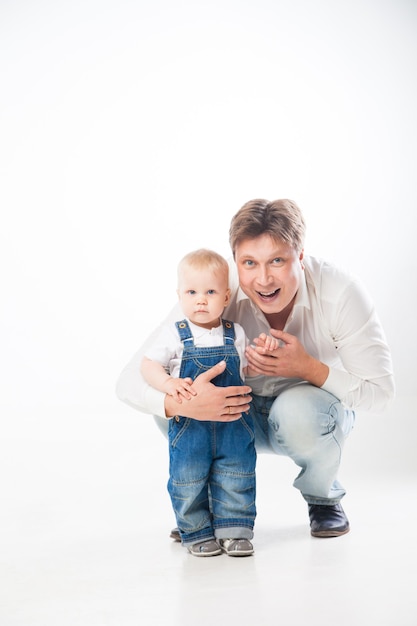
left=165, top=377, right=196, bottom=403
left=255, top=332, right=280, bottom=352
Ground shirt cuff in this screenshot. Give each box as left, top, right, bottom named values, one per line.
left=143, top=385, right=169, bottom=418
left=321, top=367, right=352, bottom=402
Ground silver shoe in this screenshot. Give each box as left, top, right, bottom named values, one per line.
left=187, top=539, right=222, bottom=557
left=170, top=527, right=181, bottom=542
left=219, top=538, right=254, bottom=556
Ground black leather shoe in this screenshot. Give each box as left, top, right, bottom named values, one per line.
left=170, top=527, right=181, bottom=542
left=308, top=503, right=350, bottom=538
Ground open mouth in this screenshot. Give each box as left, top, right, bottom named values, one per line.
left=257, top=288, right=280, bottom=300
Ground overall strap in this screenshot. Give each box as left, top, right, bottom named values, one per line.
left=222, top=319, right=236, bottom=345
left=175, top=319, right=194, bottom=346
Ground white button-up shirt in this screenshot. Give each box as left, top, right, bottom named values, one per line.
left=116, top=255, right=395, bottom=417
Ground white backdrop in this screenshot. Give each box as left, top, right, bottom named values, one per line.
left=1, top=0, right=416, bottom=472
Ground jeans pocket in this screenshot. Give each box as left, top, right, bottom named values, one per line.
left=239, top=415, right=255, bottom=442
left=169, top=416, right=191, bottom=447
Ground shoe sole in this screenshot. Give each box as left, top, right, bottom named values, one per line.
left=222, top=546, right=255, bottom=556
left=311, top=526, right=350, bottom=538
left=187, top=548, right=222, bottom=557
left=220, top=546, right=254, bottom=557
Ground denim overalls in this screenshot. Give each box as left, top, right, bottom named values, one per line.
left=167, top=318, right=257, bottom=546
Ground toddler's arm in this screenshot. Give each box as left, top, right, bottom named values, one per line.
left=140, top=356, right=196, bottom=403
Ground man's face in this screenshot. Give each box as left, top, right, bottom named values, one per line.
left=234, top=233, right=304, bottom=317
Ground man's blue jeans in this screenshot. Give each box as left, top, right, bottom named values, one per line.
left=250, top=383, right=355, bottom=504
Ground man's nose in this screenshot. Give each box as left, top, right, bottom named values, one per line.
left=258, top=265, right=273, bottom=285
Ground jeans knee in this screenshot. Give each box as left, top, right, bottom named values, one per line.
left=268, top=385, right=343, bottom=449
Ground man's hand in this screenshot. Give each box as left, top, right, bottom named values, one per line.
left=246, top=329, right=329, bottom=387
left=164, top=360, right=252, bottom=421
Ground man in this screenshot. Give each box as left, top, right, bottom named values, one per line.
left=116, top=199, right=395, bottom=538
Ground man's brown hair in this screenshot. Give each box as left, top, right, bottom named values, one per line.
left=229, top=199, right=306, bottom=256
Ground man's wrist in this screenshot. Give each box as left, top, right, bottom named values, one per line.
left=306, top=357, right=329, bottom=387
left=164, top=393, right=178, bottom=419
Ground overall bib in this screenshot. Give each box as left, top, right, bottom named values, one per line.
left=167, top=319, right=256, bottom=545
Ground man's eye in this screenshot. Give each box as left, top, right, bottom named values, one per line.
left=273, top=258, right=284, bottom=265
left=244, top=260, right=254, bottom=267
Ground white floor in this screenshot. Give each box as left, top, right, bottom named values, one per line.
left=1, top=399, right=416, bottom=626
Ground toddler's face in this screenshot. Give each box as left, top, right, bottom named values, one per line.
left=177, top=266, right=230, bottom=329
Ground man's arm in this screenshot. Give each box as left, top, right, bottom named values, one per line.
left=116, top=304, right=183, bottom=416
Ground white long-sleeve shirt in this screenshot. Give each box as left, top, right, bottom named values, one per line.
left=116, top=255, right=395, bottom=417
